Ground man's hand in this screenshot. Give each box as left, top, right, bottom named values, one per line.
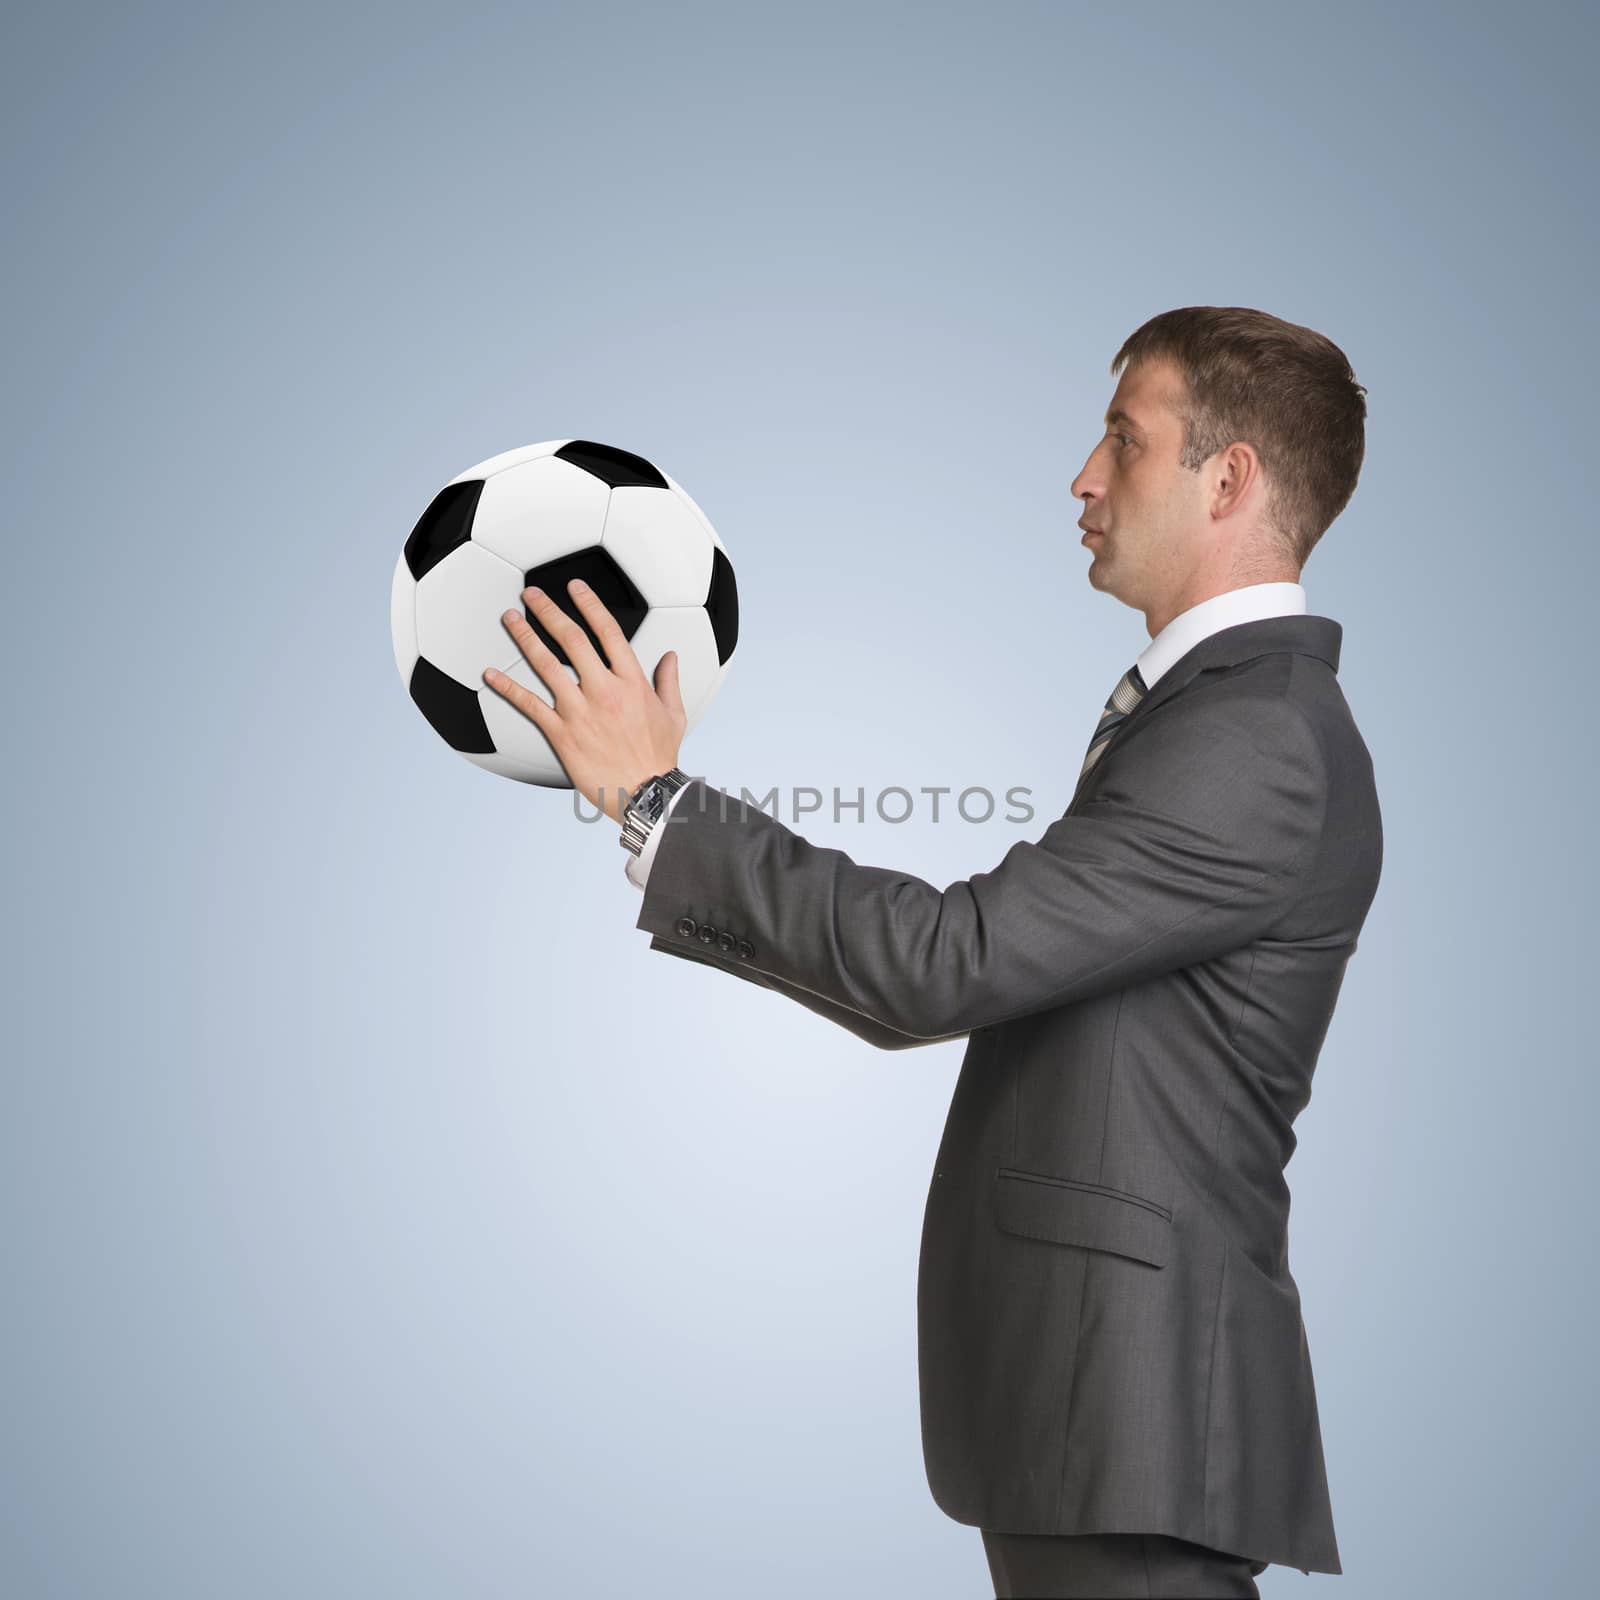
left=482, top=580, right=686, bottom=823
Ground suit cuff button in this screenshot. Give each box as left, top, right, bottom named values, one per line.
left=737, top=939, right=754, bottom=960
left=675, top=916, right=698, bottom=938
left=697, top=923, right=718, bottom=944
left=717, top=931, right=735, bottom=953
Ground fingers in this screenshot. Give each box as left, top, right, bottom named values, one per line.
left=564, top=579, right=645, bottom=683
left=497, top=601, right=581, bottom=715
left=525, top=581, right=621, bottom=689
left=481, top=661, right=563, bottom=748
left=486, top=582, right=676, bottom=789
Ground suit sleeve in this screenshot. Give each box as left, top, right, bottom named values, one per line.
left=634, top=694, right=1328, bottom=1041
left=641, top=929, right=961, bottom=1051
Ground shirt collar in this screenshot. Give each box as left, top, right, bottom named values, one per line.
left=1136, top=582, right=1307, bottom=689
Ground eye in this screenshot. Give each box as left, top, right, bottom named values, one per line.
left=1109, top=432, right=1133, bottom=448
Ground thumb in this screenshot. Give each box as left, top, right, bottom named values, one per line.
left=655, top=650, right=686, bottom=718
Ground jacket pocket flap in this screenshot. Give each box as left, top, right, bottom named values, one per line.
left=993, top=1167, right=1171, bottom=1268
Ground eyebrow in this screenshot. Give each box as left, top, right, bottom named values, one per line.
left=1103, top=408, right=1147, bottom=434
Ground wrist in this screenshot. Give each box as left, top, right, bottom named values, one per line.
left=619, top=767, right=689, bottom=857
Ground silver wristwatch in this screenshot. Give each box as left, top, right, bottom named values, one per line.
left=620, top=767, right=689, bottom=857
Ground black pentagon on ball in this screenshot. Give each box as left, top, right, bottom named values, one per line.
left=404, top=479, right=485, bottom=582
left=705, top=544, right=739, bottom=665
left=554, top=439, right=668, bottom=489
left=524, top=546, right=649, bottom=669
left=409, top=653, right=494, bottom=753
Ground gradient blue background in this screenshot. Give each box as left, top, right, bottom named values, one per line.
left=5, top=2, right=1593, bottom=1595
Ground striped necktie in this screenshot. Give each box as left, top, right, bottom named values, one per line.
left=1077, top=662, right=1148, bottom=786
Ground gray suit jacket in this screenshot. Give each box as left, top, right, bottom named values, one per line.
left=633, top=613, right=1382, bottom=1575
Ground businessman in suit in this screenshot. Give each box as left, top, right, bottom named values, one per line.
left=483, top=306, right=1382, bottom=1597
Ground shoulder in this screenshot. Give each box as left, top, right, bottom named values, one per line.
left=1087, top=663, right=1329, bottom=845
left=1128, top=661, right=1325, bottom=772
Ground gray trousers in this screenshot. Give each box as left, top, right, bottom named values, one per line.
left=981, top=1528, right=1270, bottom=1598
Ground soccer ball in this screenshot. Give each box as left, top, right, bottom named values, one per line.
left=390, top=439, right=738, bottom=787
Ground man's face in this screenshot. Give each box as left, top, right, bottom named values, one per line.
left=1070, top=358, right=1211, bottom=615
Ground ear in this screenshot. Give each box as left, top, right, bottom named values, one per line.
left=1214, top=440, right=1263, bottom=516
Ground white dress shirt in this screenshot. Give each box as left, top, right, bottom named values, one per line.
left=624, top=580, right=1308, bottom=891
left=1131, top=580, right=1305, bottom=689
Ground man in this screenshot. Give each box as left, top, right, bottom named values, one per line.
left=483, top=306, right=1382, bottom=1598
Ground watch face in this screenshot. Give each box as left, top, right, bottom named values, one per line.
left=630, top=782, right=664, bottom=824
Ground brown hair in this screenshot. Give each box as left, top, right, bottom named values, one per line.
left=1111, top=306, right=1367, bottom=569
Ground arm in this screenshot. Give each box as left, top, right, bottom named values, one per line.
left=642, top=928, right=962, bottom=1051
left=627, top=775, right=954, bottom=1049
left=633, top=693, right=1327, bottom=1042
